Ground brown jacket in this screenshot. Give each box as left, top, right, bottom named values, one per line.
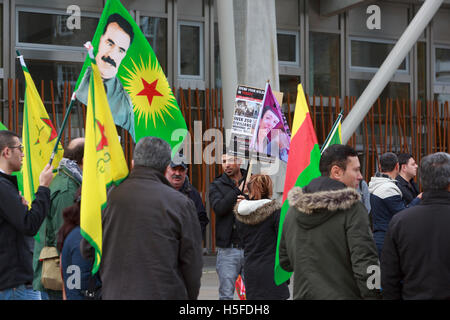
left=97, top=166, right=203, bottom=300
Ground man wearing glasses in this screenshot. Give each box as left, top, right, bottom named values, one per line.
left=0, top=130, right=54, bottom=300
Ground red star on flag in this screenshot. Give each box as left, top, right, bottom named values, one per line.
left=41, top=118, right=58, bottom=142
left=96, top=120, right=108, bottom=152
left=137, top=78, right=163, bottom=107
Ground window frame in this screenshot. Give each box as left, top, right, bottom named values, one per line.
left=349, top=37, right=409, bottom=75
left=177, top=20, right=204, bottom=80
left=15, top=6, right=100, bottom=52
left=277, top=29, right=300, bottom=67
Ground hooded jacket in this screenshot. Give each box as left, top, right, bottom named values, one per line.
left=279, top=176, right=381, bottom=300
left=234, top=199, right=290, bottom=300
left=368, top=174, right=420, bottom=254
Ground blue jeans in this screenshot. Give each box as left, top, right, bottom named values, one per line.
left=0, top=284, right=42, bottom=300
left=216, top=247, right=245, bottom=300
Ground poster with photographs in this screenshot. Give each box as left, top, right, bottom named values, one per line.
left=229, top=85, right=265, bottom=160
left=229, top=84, right=290, bottom=163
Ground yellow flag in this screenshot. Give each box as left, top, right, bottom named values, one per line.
left=19, top=56, right=63, bottom=206
left=80, top=50, right=129, bottom=274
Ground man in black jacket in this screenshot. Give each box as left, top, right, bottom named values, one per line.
left=396, top=153, right=420, bottom=205
left=165, top=156, right=209, bottom=243
left=209, top=153, right=246, bottom=300
left=0, top=130, right=53, bottom=300
left=382, top=152, right=450, bottom=299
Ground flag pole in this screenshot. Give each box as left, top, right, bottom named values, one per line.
left=16, top=50, right=77, bottom=166
left=320, top=109, right=343, bottom=154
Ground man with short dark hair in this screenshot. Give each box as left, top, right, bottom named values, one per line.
left=32, top=137, right=85, bottom=300
left=279, top=144, right=380, bottom=299
left=368, top=152, right=421, bottom=256
left=396, top=153, right=419, bottom=205
left=0, top=130, right=54, bottom=300
left=99, top=137, right=203, bottom=299
left=165, top=156, right=209, bottom=242
left=382, top=152, right=450, bottom=299
left=209, top=153, right=246, bottom=300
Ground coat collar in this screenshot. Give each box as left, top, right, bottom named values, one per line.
left=288, top=184, right=361, bottom=214
left=129, top=165, right=172, bottom=188
left=234, top=199, right=281, bottom=225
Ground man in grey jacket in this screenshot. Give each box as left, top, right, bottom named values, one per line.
left=97, top=137, right=203, bottom=299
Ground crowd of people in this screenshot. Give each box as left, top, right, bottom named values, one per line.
left=0, top=129, right=449, bottom=300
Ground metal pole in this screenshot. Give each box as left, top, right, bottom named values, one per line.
left=341, top=0, right=443, bottom=144
left=216, top=0, right=238, bottom=146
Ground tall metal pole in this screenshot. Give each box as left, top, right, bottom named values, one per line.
left=216, top=0, right=238, bottom=145
left=341, top=0, right=443, bottom=144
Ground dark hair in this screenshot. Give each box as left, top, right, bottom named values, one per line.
left=103, top=13, right=134, bottom=45
left=379, top=152, right=398, bottom=172
left=397, top=153, right=413, bottom=171
left=63, top=142, right=84, bottom=166
left=57, top=187, right=82, bottom=252
left=0, top=130, right=20, bottom=154
left=319, top=144, right=358, bottom=176
left=419, top=152, right=450, bottom=191
left=133, top=136, right=171, bottom=173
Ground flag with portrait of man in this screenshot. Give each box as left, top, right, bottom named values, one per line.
left=74, top=0, right=187, bottom=150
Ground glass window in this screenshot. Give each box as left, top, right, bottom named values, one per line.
left=350, top=39, right=407, bottom=72
left=309, top=32, right=340, bottom=96
left=178, top=22, right=203, bottom=78
left=18, top=10, right=99, bottom=47
left=16, top=60, right=82, bottom=106
left=277, top=31, right=299, bottom=65
left=350, top=79, right=409, bottom=101
left=435, top=47, right=450, bottom=84
left=140, top=16, right=167, bottom=73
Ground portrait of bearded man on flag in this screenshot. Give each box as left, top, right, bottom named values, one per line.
left=75, top=13, right=136, bottom=141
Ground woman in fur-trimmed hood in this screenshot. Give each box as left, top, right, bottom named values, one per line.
left=279, top=175, right=381, bottom=300
left=234, top=174, right=290, bottom=300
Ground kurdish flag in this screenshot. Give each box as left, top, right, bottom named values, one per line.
left=274, top=84, right=321, bottom=285
left=75, top=0, right=187, bottom=150
left=18, top=55, right=64, bottom=207
left=80, top=46, right=129, bottom=274
left=320, top=111, right=343, bottom=154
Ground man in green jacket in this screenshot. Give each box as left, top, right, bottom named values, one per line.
left=32, top=138, right=84, bottom=300
left=279, top=144, right=381, bottom=300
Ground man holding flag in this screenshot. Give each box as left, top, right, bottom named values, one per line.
left=0, top=130, right=54, bottom=300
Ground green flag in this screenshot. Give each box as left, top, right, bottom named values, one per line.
left=320, top=112, right=343, bottom=154
left=74, top=0, right=187, bottom=150
left=0, top=121, right=7, bottom=131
